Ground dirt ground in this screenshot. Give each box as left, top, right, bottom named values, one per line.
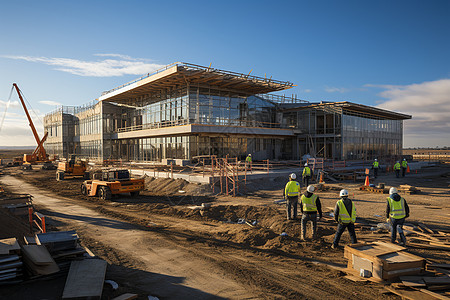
left=0, top=162, right=449, bottom=299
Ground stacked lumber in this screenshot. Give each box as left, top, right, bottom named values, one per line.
left=21, top=245, right=59, bottom=276
left=33, top=230, right=86, bottom=273
left=385, top=264, right=450, bottom=299
left=359, top=185, right=388, bottom=194
left=398, top=184, right=421, bottom=194
left=0, top=194, right=32, bottom=216
left=344, top=241, right=425, bottom=281
left=403, top=223, right=450, bottom=252
left=0, top=238, right=23, bottom=284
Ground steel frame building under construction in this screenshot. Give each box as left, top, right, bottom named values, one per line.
left=43, top=62, right=411, bottom=162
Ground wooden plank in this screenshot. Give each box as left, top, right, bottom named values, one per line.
left=400, top=276, right=426, bottom=287
left=62, top=259, right=107, bottom=300
left=408, top=242, right=450, bottom=251
left=0, top=238, right=20, bottom=255
left=384, top=286, right=437, bottom=300
left=418, top=223, right=436, bottom=234
left=423, top=276, right=450, bottom=285
left=428, top=285, right=450, bottom=291
left=111, top=293, right=138, bottom=300
left=419, top=289, right=450, bottom=300
left=21, top=245, right=55, bottom=266
left=428, top=264, right=450, bottom=270
left=344, top=274, right=368, bottom=282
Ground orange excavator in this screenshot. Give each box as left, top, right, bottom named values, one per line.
left=12, top=83, right=49, bottom=163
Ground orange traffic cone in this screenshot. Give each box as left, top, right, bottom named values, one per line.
left=407, top=165, right=410, bottom=173
left=319, top=172, right=325, bottom=183
left=364, top=175, right=370, bottom=186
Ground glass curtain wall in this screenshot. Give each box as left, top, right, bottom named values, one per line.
left=342, top=113, right=402, bottom=160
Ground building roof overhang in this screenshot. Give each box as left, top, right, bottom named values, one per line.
left=98, top=62, right=295, bottom=106
left=281, top=101, right=412, bottom=120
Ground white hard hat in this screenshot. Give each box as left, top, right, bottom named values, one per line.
left=307, top=185, right=315, bottom=193
left=389, top=187, right=398, bottom=194
left=304, top=163, right=308, bottom=166
left=375, top=159, right=377, bottom=161
left=249, top=154, right=251, bottom=156
left=339, top=189, right=349, bottom=197
left=290, top=173, right=296, bottom=180
left=403, top=158, right=406, bottom=161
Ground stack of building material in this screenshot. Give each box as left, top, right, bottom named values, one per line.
left=385, top=263, right=450, bottom=299
left=33, top=231, right=86, bottom=273
left=398, top=184, right=421, bottom=194
left=403, top=223, right=450, bottom=251
left=344, top=241, right=425, bottom=281
left=0, top=194, right=32, bottom=216
left=21, top=244, right=59, bottom=276
left=0, top=238, right=23, bottom=284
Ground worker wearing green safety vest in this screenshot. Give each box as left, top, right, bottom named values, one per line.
left=245, top=154, right=252, bottom=171
left=284, top=173, right=300, bottom=220
left=332, top=189, right=357, bottom=249
left=300, top=185, right=322, bottom=240
left=401, top=159, right=408, bottom=177
left=302, top=163, right=312, bottom=187
left=394, top=161, right=401, bottom=178
left=372, top=159, right=379, bottom=178
left=386, top=187, right=410, bottom=246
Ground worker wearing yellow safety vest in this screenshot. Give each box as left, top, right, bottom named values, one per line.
left=386, top=187, right=410, bottom=246
left=302, top=163, right=312, bottom=187
left=372, top=158, right=379, bottom=178
left=394, top=161, right=401, bottom=178
left=300, top=185, right=322, bottom=240
left=332, top=189, right=357, bottom=249
left=245, top=154, right=252, bottom=171
left=283, top=173, right=301, bottom=220
left=401, top=158, right=408, bottom=177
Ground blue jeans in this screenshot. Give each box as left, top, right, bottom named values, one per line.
left=286, top=196, right=298, bottom=220
left=390, top=218, right=406, bottom=244
left=301, top=213, right=317, bottom=239
left=333, top=223, right=357, bottom=246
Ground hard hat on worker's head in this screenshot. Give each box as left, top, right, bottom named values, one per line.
left=339, top=189, right=349, bottom=197
left=403, top=158, right=406, bottom=161
left=304, top=163, right=308, bottom=166
left=248, top=154, right=251, bottom=156
left=307, top=185, right=315, bottom=193
left=375, top=158, right=377, bottom=161
left=290, top=173, right=296, bottom=180
left=389, top=187, right=398, bottom=195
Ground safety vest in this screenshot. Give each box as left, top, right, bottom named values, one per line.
left=373, top=161, right=379, bottom=168
left=394, top=163, right=401, bottom=170
left=246, top=156, right=252, bottom=163
left=285, top=181, right=300, bottom=197
left=337, top=199, right=356, bottom=224
left=401, top=160, right=407, bottom=168
left=303, top=167, right=311, bottom=177
left=388, top=197, right=406, bottom=219
left=301, top=194, right=318, bottom=212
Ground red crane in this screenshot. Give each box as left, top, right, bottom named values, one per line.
left=12, top=83, right=48, bottom=163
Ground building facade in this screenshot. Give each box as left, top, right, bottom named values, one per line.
left=44, top=62, right=411, bottom=162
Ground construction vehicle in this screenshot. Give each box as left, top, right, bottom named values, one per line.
left=81, top=169, right=145, bottom=200
left=12, top=83, right=48, bottom=163
left=56, top=155, right=89, bottom=180
left=42, top=161, right=57, bottom=170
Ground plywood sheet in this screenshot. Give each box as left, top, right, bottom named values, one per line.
left=21, top=245, right=55, bottom=265
left=62, top=259, right=107, bottom=300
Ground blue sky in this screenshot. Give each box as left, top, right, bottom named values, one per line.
left=0, top=0, right=449, bottom=147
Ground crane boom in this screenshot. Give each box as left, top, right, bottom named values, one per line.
left=12, top=83, right=48, bottom=162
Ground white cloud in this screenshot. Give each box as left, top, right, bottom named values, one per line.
left=0, top=100, right=20, bottom=109
left=325, top=86, right=349, bottom=93
left=375, top=79, right=450, bottom=147
left=3, top=54, right=166, bottom=77
left=40, top=100, right=61, bottom=106
left=303, top=89, right=312, bottom=93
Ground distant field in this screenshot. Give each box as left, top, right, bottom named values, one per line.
left=0, top=149, right=30, bottom=159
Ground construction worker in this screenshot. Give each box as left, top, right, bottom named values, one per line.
left=393, top=161, right=401, bottom=178
left=300, top=185, right=322, bottom=240
left=284, top=173, right=300, bottom=220
left=245, top=154, right=252, bottom=171
left=302, top=163, right=312, bottom=187
left=401, top=158, right=408, bottom=177
left=386, top=187, right=409, bottom=246
left=372, top=158, right=379, bottom=178
left=332, top=189, right=357, bottom=249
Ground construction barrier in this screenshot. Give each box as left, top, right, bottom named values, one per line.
left=28, top=207, right=46, bottom=233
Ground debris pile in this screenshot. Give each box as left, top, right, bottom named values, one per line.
left=0, top=238, right=22, bottom=284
